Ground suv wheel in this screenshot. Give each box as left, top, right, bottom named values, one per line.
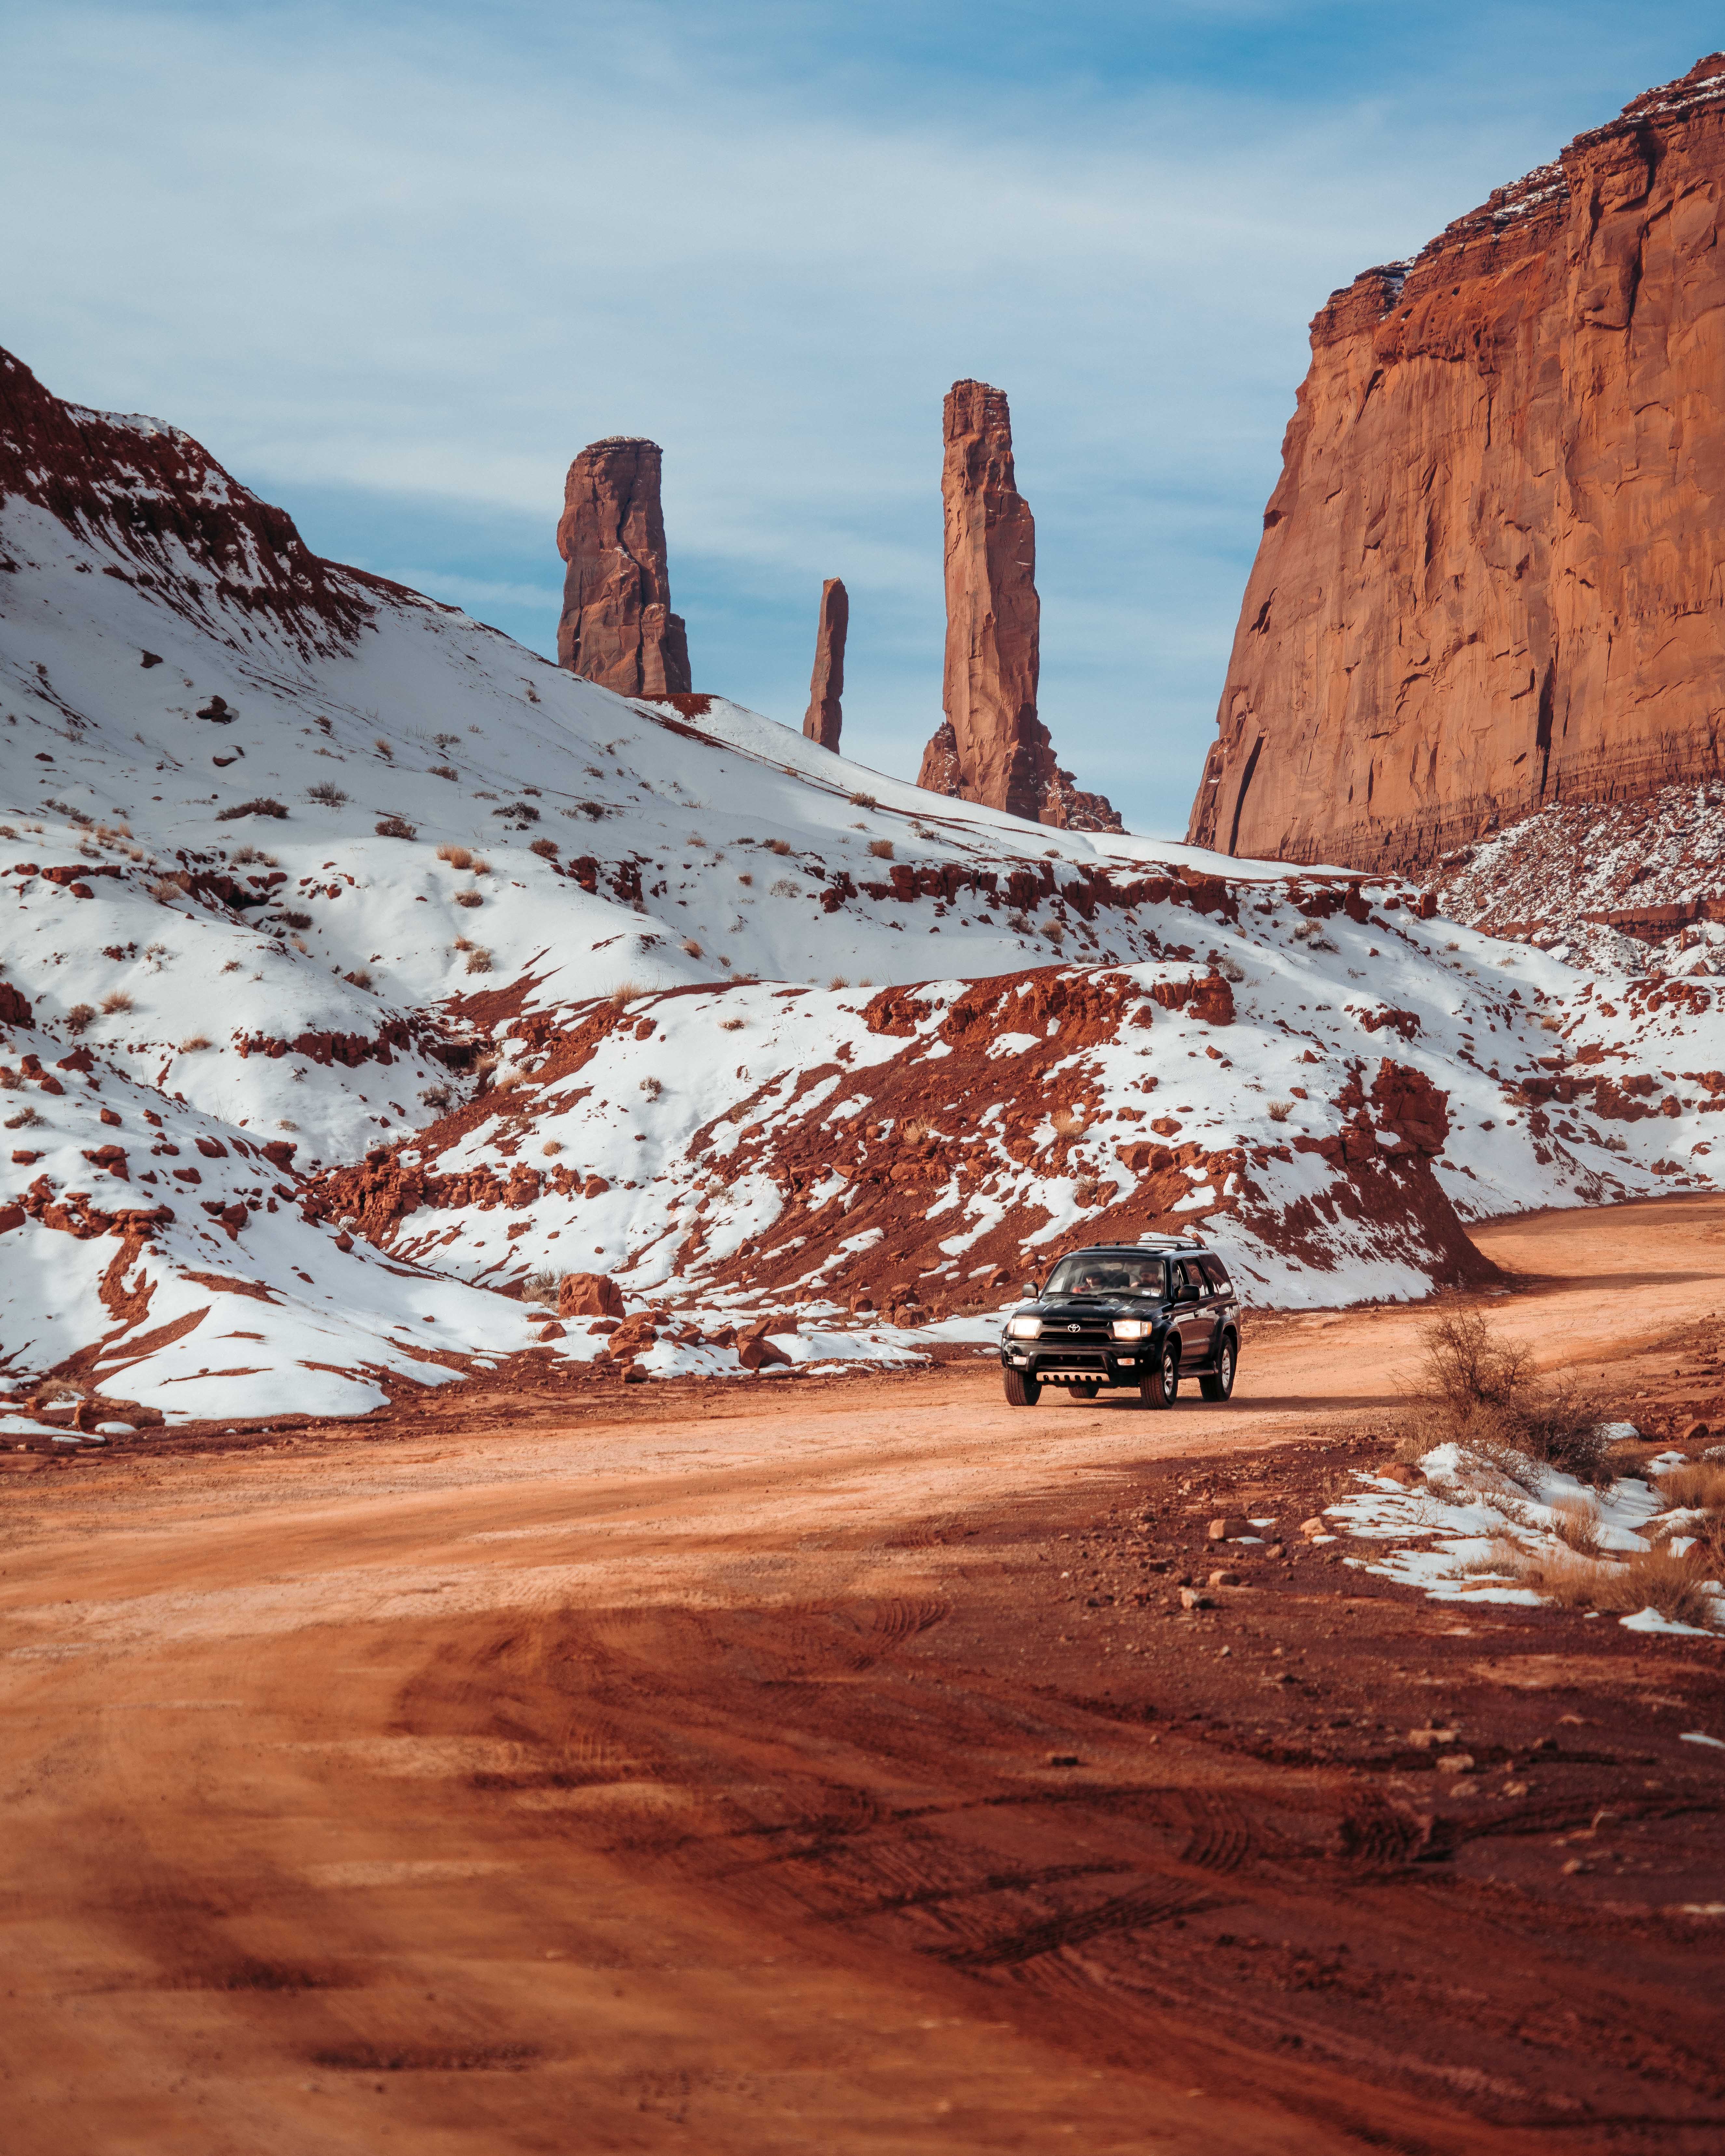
left=1140, top=1343, right=1179, bottom=1410
left=1200, top=1338, right=1236, bottom=1403
left=1003, top=1367, right=1041, bottom=1407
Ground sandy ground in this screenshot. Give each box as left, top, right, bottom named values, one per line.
left=4, top=1197, right=1725, bottom=2154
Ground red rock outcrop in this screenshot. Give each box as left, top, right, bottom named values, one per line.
left=917, top=381, right=1121, bottom=833
left=802, top=578, right=847, bottom=750
left=555, top=437, right=691, bottom=698
left=0, top=348, right=376, bottom=656
left=1189, top=54, right=1725, bottom=874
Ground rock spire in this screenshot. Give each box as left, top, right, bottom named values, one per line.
left=917, top=381, right=1120, bottom=832
left=1187, top=53, right=1725, bottom=872
left=802, top=578, right=848, bottom=750
left=555, top=436, right=691, bottom=699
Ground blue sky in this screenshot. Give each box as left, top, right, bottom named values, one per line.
left=6, top=3, right=1722, bottom=832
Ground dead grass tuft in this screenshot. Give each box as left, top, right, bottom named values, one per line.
left=868, top=838, right=894, bottom=859
left=436, top=843, right=473, bottom=870
left=64, top=1003, right=97, bottom=1036
left=178, top=1034, right=212, bottom=1053
left=99, top=990, right=134, bottom=1016
left=1266, top=1099, right=1293, bottom=1123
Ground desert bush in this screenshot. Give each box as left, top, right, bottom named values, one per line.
left=374, top=738, right=394, bottom=759
left=1266, top=1099, right=1293, bottom=1123
left=609, top=980, right=646, bottom=1007
left=277, top=910, right=312, bottom=930
left=471, top=857, right=492, bottom=876
left=827, top=975, right=849, bottom=990
left=375, top=814, right=417, bottom=840
left=542, top=1139, right=563, bottom=1157
left=64, top=1003, right=97, bottom=1035
left=305, top=781, right=348, bottom=807
left=179, top=1034, right=212, bottom=1052
left=100, top=990, right=134, bottom=1016
left=530, top=838, right=559, bottom=859
left=765, top=838, right=791, bottom=856
left=419, top=1083, right=453, bottom=1111
left=522, top=1270, right=562, bottom=1309
left=4, top=1105, right=44, bottom=1129
left=868, top=838, right=894, bottom=859
left=1050, top=1105, right=1089, bottom=1138
left=1399, top=1309, right=1609, bottom=1483
left=682, top=938, right=703, bottom=958
left=429, top=765, right=458, bottom=780
left=1214, top=953, right=1245, bottom=982
left=849, top=792, right=877, bottom=808
left=217, top=798, right=288, bottom=821
left=434, top=732, right=461, bottom=748
left=639, top=1075, right=662, bottom=1100
left=344, top=968, right=373, bottom=990
left=437, top=844, right=473, bottom=869
left=719, top=1016, right=746, bottom=1032
left=455, top=890, right=483, bottom=908
left=464, top=949, right=493, bottom=975
left=492, top=801, right=540, bottom=822
left=737, top=871, right=753, bottom=886
left=770, top=878, right=799, bottom=898
left=1655, top=1460, right=1725, bottom=1511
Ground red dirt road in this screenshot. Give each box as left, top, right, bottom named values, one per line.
left=4, top=1198, right=1725, bottom=2154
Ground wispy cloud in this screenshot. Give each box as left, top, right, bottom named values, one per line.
left=4, top=2, right=1719, bottom=830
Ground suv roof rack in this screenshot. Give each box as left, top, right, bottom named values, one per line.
left=1135, top=1232, right=1205, bottom=1247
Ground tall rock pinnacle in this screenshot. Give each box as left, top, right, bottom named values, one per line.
left=555, top=436, right=691, bottom=699
left=802, top=578, right=848, bottom=750
left=917, top=381, right=1120, bottom=831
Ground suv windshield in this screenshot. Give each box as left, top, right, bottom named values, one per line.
left=1044, top=1253, right=1168, bottom=1299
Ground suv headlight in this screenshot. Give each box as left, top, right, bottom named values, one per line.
left=1110, top=1318, right=1151, bottom=1341
left=1005, top=1315, right=1043, bottom=1339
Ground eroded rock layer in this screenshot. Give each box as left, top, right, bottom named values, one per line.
left=555, top=436, right=691, bottom=698
left=918, top=380, right=1121, bottom=833
left=1189, top=53, right=1725, bottom=875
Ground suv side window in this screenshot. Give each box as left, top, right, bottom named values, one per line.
left=1198, top=1256, right=1231, bottom=1298
left=1172, top=1260, right=1197, bottom=1300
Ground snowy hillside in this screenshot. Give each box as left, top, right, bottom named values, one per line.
left=3, top=346, right=1721, bottom=1430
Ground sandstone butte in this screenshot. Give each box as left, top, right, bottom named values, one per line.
left=917, top=379, right=1121, bottom=833
left=802, top=576, right=847, bottom=749
left=1188, top=52, right=1725, bottom=876
left=555, top=436, right=691, bottom=699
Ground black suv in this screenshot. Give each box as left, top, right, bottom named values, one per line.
left=999, top=1239, right=1239, bottom=1408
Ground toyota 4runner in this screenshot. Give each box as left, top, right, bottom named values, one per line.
left=999, top=1238, right=1238, bottom=1408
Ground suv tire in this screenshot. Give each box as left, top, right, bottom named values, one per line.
left=1066, top=1381, right=1099, bottom=1401
left=1003, top=1367, right=1041, bottom=1407
left=1140, top=1343, right=1179, bottom=1410
left=1199, top=1337, right=1236, bottom=1403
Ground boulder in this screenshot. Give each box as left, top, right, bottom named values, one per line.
left=557, top=1270, right=626, bottom=1320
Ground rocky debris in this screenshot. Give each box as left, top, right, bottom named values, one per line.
left=555, top=437, right=691, bottom=698
left=801, top=578, right=847, bottom=751
left=1189, top=52, right=1725, bottom=875
left=1208, top=1515, right=1249, bottom=1541
left=558, top=1271, right=625, bottom=1320
left=917, top=380, right=1120, bottom=833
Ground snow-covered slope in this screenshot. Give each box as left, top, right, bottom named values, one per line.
left=4, top=347, right=1722, bottom=1427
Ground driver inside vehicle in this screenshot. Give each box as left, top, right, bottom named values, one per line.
left=1046, top=1254, right=1166, bottom=1298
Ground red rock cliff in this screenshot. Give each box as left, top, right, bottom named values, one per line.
left=1188, top=54, right=1725, bottom=873
left=556, top=436, right=691, bottom=698
left=917, top=381, right=1121, bottom=833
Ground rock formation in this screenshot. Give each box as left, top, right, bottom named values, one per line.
left=917, top=380, right=1121, bottom=832
left=555, top=437, right=691, bottom=699
left=802, top=577, right=847, bottom=749
left=1189, top=53, right=1725, bottom=874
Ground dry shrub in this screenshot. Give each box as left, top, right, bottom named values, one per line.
left=4, top=1104, right=44, bottom=1129
left=609, top=980, right=646, bottom=1007
left=1547, top=1497, right=1603, bottom=1557
left=305, top=781, right=348, bottom=807
left=471, top=857, right=492, bottom=876
left=454, top=890, right=484, bottom=908
left=64, top=1003, right=97, bottom=1036
left=719, top=1016, right=746, bottom=1032
left=99, top=990, right=134, bottom=1015
left=375, top=814, right=417, bottom=840
left=1399, top=1308, right=1610, bottom=1484
left=682, top=938, right=703, bottom=958
left=344, top=968, right=373, bottom=990
left=374, top=738, right=394, bottom=759
left=522, top=1271, right=562, bottom=1309
left=827, top=975, right=849, bottom=990
left=277, top=910, right=312, bottom=930
left=765, top=838, right=792, bottom=856
left=639, top=1075, right=662, bottom=1100
left=437, top=843, right=473, bottom=870
left=529, top=838, right=559, bottom=859
left=1657, top=1460, right=1725, bottom=1511
left=149, top=876, right=188, bottom=902
left=419, top=1083, right=453, bottom=1111
left=178, top=1034, right=212, bottom=1053
left=1266, top=1099, right=1293, bottom=1123
left=542, top=1140, right=563, bottom=1157
left=216, top=797, right=288, bottom=821
left=464, top=949, right=493, bottom=975
left=770, top=878, right=800, bottom=897
left=849, top=792, right=877, bottom=808
left=868, top=838, right=894, bottom=859
left=1050, top=1105, right=1089, bottom=1138
left=429, top=765, right=458, bottom=780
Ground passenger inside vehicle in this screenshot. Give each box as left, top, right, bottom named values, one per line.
left=1045, top=1254, right=1168, bottom=1298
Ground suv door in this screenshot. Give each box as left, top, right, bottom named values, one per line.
left=1170, top=1260, right=1213, bottom=1367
